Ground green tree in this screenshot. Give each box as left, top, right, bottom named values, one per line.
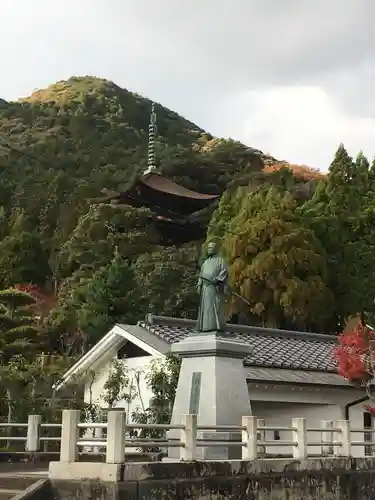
left=0, top=288, right=39, bottom=361
left=305, top=146, right=375, bottom=328
left=75, top=249, right=141, bottom=347
left=0, top=212, right=50, bottom=288
left=101, top=360, right=136, bottom=411
left=206, top=188, right=244, bottom=242
left=0, top=288, right=38, bottom=428
left=221, top=189, right=333, bottom=331
left=354, top=151, right=370, bottom=194
left=368, top=158, right=375, bottom=191
left=131, top=354, right=181, bottom=441
left=312, top=144, right=369, bottom=215
left=56, top=204, right=153, bottom=280
left=133, top=244, right=199, bottom=319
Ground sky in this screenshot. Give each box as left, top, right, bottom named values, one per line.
left=1, top=0, right=375, bottom=170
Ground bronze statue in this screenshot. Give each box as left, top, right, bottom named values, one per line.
left=196, top=241, right=228, bottom=332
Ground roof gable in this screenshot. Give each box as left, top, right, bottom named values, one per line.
left=53, top=324, right=166, bottom=392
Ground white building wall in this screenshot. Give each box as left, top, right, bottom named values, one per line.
left=83, top=353, right=372, bottom=458
left=249, top=384, right=368, bottom=458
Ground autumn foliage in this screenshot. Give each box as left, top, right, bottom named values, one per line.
left=264, top=162, right=325, bottom=181
left=335, top=322, right=375, bottom=411
left=15, top=284, right=57, bottom=318
left=16, top=284, right=44, bottom=300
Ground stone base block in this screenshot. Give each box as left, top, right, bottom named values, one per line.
left=168, top=333, right=252, bottom=460
left=49, top=462, right=122, bottom=482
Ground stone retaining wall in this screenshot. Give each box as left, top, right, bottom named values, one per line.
left=46, top=458, right=375, bottom=499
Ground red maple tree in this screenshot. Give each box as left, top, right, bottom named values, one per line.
left=15, top=283, right=43, bottom=298
left=15, top=284, right=56, bottom=319
left=334, top=322, right=375, bottom=413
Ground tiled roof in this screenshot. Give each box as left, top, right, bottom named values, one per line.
left=138, top=319, right=338, bottom=373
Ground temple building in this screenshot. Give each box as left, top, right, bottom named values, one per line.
left=54, top=314, right=372, bottom=458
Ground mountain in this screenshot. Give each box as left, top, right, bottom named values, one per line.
left=0, top=76, right=322, bottom=309
left=0, top=76, right=269, bottom=230
left=0, top=77, right=270, bottom=291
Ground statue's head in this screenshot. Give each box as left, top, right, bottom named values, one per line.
left=207, top=241, right=217, bottom=257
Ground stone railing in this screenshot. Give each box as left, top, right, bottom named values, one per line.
left=1, top=411, right=373, bottom=461
left=0, top=415, right=61, bottom=451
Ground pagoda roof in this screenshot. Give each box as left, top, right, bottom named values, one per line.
left=99, top=173, right=220, bottom=218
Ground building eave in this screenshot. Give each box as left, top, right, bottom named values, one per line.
left=52, top=324, right=168, bottom=392
left=245, top=367, right=352, bottom=387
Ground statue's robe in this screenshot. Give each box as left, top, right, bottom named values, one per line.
left=196, top=255, right=228, bottom=332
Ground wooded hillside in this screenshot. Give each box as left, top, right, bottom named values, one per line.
left=0, top=76, right=320, bottom=351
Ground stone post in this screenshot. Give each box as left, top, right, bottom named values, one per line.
left=321, top=420, right=333, bottom=456
left=106, top=410, right=126, bottom=464
left=26, top=415, right=41, bottom=452
left=242, top=416, right=257, bottom=460
left=292, top=417, right=307, bottom=459
left=257, top=418, right=266, bottom=457
left=334, top=420, right=351, bottom=457
left=60, top=410, right=80, bottom=462
left=180, top=413, right=197, bottom=461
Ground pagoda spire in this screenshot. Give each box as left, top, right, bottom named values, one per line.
left=144, top=103, right=156, bottom=175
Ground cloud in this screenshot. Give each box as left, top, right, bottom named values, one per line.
left=110, top=0, right=375, bottom=90
left=1, top=0, right=375, bottom=168
left=240, top=86, right=375, bottom=170
left=323, top=63, right=375, bottom=120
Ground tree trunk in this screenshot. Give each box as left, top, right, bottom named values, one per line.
left=6, top=388, right=12, bottom=449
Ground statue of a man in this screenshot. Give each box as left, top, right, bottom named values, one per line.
left=196, top=241, right=229, bottom=333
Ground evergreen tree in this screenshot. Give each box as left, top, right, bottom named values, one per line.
left=305, top=146, right=375, bottom=329
left=0, top=288, right=39, bottom=427
left=133, top=244, right=199, bottom=319
left=57, top=204, right=153, bottom=279
left=354, top=151, right=370, bottom=194
left=0, top=212, right=50, bottom=288
left=207, top=188, right=245, bottom=242
left=219, top=188, right=333, bottom=331
left=313, top=144, right=368, bottom=215
left=368, top=158, right=375, bottom=192
left=326, top=143, right=356, bottom=212
left=0, top=288, right=38, bottom=361
left=76, top=249, right=141, bottom=347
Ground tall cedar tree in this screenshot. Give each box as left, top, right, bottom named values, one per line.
left=219, top=188, right=333, bottom=331
left=76, top=250, right=141, bottom=348
left=306, top=145, right=375, bottom=328
left=0, top=288, right=38, bottom=425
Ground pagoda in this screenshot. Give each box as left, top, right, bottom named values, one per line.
left=94, top=103, right=220, bottom=244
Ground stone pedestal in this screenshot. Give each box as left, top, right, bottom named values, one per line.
left=167, top=333, right=252, bottom=460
